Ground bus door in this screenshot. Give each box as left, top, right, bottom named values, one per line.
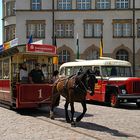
left=92, top=66, right=105, bottom=102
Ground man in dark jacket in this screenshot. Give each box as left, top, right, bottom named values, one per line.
left=29, top=63, right=45, bottom=84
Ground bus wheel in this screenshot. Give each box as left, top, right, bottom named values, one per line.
left=110, top=93, right=119, bottom=107
left=136, top=102, right=140, bottom=108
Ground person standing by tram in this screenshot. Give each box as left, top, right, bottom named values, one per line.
left=29, top=63, right=45, bottom=84
left=51, top=70, right=59, bottom=83
left=19, top=62, right=28, bottom=83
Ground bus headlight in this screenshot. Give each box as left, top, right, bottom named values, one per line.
left=121, top=89, right=126, bottom=94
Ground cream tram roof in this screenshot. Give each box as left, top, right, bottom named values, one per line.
left=59, top=57, right=131, bottom=69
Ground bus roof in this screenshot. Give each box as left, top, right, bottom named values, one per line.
left=59, top=58, right=131, bottom=69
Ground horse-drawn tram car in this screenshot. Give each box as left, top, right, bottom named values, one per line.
left=59, top=57, right=140, bottom=108
left=0, top=42, right=57, bottom=109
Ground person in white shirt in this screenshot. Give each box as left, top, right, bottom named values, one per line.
left=20, top=63, right=28, bottom=83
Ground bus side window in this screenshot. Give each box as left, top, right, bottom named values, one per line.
left=60, top=67, right=65, bottom=76
left=65, top=67, right=73, bottom=76
left=94, top=67, right=100, bottom=76
left=73, top=66, right=82, bottom=75
left=110, top=67, right=117, bottom=76
left=83, top=66, right=92, bottom=71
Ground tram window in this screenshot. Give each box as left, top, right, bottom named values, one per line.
left=3, top=59, right=10, bottom=79
left=0, top=60, right=2, bottom=79
left=41, top=64, right=48, bottom=79
left=12, top=63, right=18, bottom=77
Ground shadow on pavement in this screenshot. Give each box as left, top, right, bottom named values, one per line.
left=87, top=101, right=139, bottom=110
left=15, top=106, right=140, bottom=139
left=76, top=121, right=140, bottom=139
left=15, top=107, right=93, bottom=118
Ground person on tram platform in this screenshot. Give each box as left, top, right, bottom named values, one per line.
left=19, top=62, right=28, bottom=83
left=29, top=63, right=45, bottom=84
left=51, top=70, right=59, bottom=83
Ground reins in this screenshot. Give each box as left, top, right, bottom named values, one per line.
left=77, top=79, right=88, bottom=92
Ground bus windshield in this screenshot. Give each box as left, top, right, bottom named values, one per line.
left=101, top=66, right=132, bottom=77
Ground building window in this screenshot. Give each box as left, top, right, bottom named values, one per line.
left=57, top=0, right=72, bottom=10
left=95, top=0, right=111, bottom=9
left=86, top=50, right=99, bottom=60
left=76, top=0, right=91, bottom=10
left=4, top=24, right=15, bottom=42
left=55, top=20, right=74, bottom=38
left=26, top=20, right=45, bottom=38
left=31, top=0, right=41, bottom=10
left=5, top=1, right=15, bottom=16
left=116, top=49, right=129, bottom=61
left=115, top=0, right=129, bottom=9
left=58, top=50, right=70, bottom=64
left=84, top=20, right=103, bottom=38
left=137, top=19, right=140, bottom=38
left=113, top=19, right=132, bottom=37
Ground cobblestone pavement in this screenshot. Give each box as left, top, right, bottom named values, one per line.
left=0, top=98, right=140, bottom=140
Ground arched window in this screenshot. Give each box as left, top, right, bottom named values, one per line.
left=116, top=49, right=129, bottom=61
left=86, top=50, right=99, bottom=60
left=58, top=50, right=70, bottom=64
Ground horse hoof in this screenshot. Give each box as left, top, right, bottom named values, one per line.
left=66, top=120, right=71, bottom=123
left=71, top=122, right=76, bottom=127
left=66, top=118, right=71, bottom=123
left=50, top=115, right=55, bottom=120
left=76, top=117, right=81, bottom=122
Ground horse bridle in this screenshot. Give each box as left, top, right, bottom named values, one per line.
left=75, top=73, right=92, bottom=93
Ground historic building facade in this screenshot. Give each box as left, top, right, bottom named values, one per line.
left=2, top=0, right=140, bottom=76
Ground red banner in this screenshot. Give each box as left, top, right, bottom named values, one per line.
left=26, top=44, right=56, bottom=54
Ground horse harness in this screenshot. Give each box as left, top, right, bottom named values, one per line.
left=63, top=74, right=89, bottom=94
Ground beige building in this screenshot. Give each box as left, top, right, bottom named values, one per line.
left=2, top=0, right=140, bottom=76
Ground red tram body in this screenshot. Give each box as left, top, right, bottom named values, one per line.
left=0, top=40, right=57, bottom=109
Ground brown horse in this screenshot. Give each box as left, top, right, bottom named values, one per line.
left=50, top=69, right=97, bottom=126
